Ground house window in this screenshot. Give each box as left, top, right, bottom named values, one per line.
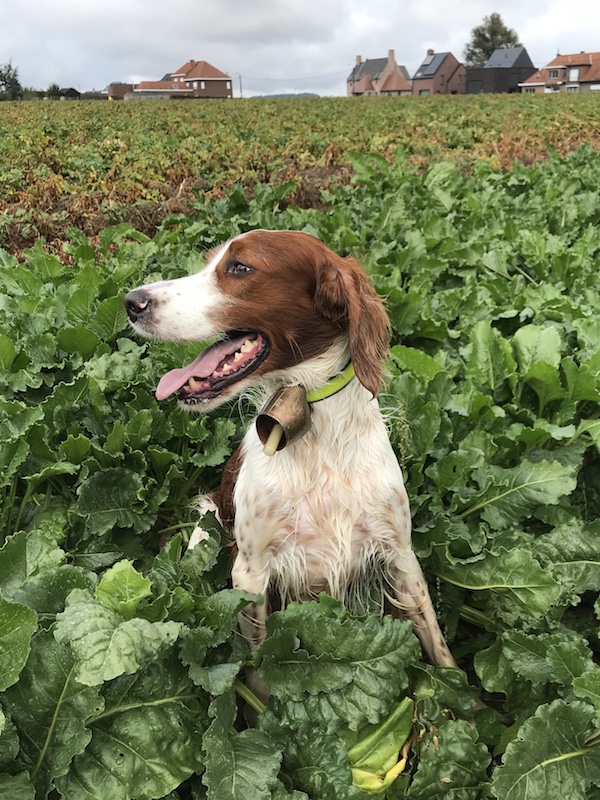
left=227, top=81, right=231, bottom=89
left=569, top=68, right=579, bottom=81
left=566, top=85, right=579, bottom=92
left=524, top=87, right=535, bottom=93
left=419, top=89, right=430, bottom=95
left=193, top=81, right=198, bottom=89
left=200, top=81, right=205, bottom=89
left=548, top=69, right=558, bottom=79
left=591, top=84, right=600, bottom=91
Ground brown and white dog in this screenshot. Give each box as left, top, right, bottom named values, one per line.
left=124, top=229, right=456, bottom=668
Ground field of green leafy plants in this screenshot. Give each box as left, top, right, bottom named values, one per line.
left=2, top=93, right=600, bottom=252
left=2, top=95, right=600, bottom=799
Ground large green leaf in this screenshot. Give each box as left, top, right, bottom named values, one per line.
left=258, top=596, right=420, bottom=732
left=410, top=663, right=479, bottom=721
left=95, top=560, right=152, bottom=619
left=407, top=720, right=490, bottom=799
left=202, top=692, right=282, bottom=800
left=499, top=630, right=593, bottom=689
left=430, top=546, right=560, bottom=616
left=460, top=459, right=577, bottom=529
left=0, top=512, right=65, bottom=599
left=76, top=467, right=145, bottom=535
left=54, top=589, right=182, bottom=685
left=0, top=594, right=37, bottom=691
left=56, top=653, right=207, bottom=800
left=573, top=671, right=600, bottom=710
left=463, top=319, right=516, bottom=392
left=3, top=629, right=102, bottom=799
left=0, top=772, right=35, bottom=800
left=513, top=324, right=563, bottom=372
left=492, top=700, right=600, bottom=800
left=279, top=727, right=364, bottom=800
left=13, top=565, right=98, bottom=617
left=537, top=520, right=600, bottom=594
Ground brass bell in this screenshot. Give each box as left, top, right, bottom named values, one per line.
left=256, top=385, right=312, bottom=455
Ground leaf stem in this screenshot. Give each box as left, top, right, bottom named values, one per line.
left=459, top=604, right=505, bottom=632
left=14, top=481, right=34, bottom=533
left=156, top=522, right=198, bottom=536
left=91, top=693, right=198, bottom=723
left=234, top=679, right=266, bottom=715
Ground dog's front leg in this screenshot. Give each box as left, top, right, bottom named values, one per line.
left=231, top=553, right=269, bottom=649
left=231, top=552, right=271, bottom=709
left=390, top=549, right=457, bottom=669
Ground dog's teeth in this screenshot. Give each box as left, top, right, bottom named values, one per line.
left=188, top=377, right=201, bottom=389
left=234, top=352, right=244, bottom=362
left=240, top=339, right=256, bottom=353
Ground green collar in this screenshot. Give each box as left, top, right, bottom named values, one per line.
left=306, top=362, right=356, bottom=403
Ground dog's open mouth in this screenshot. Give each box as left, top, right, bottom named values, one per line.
left=156, top=331, right=269, bottom=403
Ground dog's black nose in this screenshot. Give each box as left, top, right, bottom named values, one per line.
left=124, top=289, right=153, bottom=321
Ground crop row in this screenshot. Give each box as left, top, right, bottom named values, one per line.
left=1, top=93, right=600, bottom=252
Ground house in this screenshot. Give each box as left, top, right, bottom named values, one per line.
left=347, top=50, right=412, bottom=96
left=466, top=47, right=536, bottom=94
left=120, top=59, right=233, bottom=101
left=170, top=59, right=233, bottom=98
left=412, top=50, right=466, bottom=95
left=59, top=87, right=81, bottom=100
left=107, top=83, right=133, bottom=100
left=520, top=51, right=600, bottom=93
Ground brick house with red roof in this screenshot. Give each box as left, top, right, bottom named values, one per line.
left=171, top=59, right=233, bottom=98
left=124, top=59, right=233, bottom=100
left=347, top=50, right=412, bottom=96
left=520, top=51, right=600, bottom=93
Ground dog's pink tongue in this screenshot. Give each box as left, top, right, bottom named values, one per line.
left=156, top=356, right=209, bottom=401
left=155, top=334, right=251, bottom=401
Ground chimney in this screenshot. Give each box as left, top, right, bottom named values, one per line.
left=388, top=49, right=395, bottom=63
left=356, top=55, right=362, bottom=65
left=427, top=48, right=435, bottom=56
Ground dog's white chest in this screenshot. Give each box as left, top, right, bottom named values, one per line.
left=232, top=388, right=411, bottom=599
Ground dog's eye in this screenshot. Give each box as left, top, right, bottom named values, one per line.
left=225, top=261, right=253, bottom=277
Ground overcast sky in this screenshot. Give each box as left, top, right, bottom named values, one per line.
left=2, top=0, right=599, bottom=96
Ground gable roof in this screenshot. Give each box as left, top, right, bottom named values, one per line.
left=348, top=58, right=388, bottom=83
left=353, top=75, right=374, bottom=93
left=547, top=51, right=600, bottom=67
left=414, top=52, right=452, bottom=79
left=522, top=51, right=600, bottom=85
left=484, top=47, right=534, bottom=69
left=381, top=70, right=412, bottom=93
left=172, top=60, right=230, bottom=80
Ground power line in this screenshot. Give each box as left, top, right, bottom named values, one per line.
left=240, top=69, right=348, bottom=83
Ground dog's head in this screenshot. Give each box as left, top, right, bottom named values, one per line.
left=125, top=230, right=390, bottom=412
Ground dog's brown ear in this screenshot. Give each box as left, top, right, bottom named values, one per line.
left=314, top=251, right=390, bottom=397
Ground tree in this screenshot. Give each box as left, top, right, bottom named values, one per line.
left=0, top=60, right=23, bottom=100
left=46, top=83, right=62, bottom=100
left=463, top=13, right=522, bottom=68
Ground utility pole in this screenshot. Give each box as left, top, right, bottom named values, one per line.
left=236, top=73, right=243, bottom=98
